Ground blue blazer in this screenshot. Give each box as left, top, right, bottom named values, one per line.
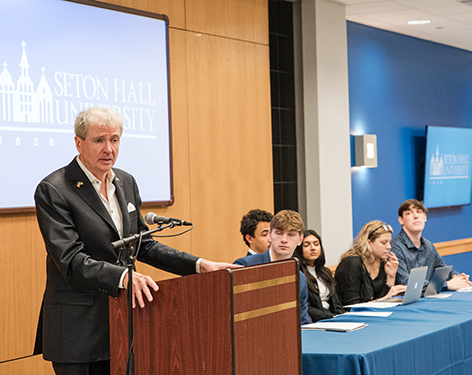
left=234, top=250, right=312, bottom=325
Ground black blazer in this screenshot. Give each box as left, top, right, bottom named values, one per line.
left=33, top=158, right=198, bottom=363
left=307, top=287, right=345, bottom=322
left=335, top=256, right=390, bottom=306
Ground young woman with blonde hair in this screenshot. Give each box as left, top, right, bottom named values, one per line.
left=335, top=220, right=406, bottom=306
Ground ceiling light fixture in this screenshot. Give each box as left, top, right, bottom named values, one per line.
left=406, top=20, right=431, bottom=25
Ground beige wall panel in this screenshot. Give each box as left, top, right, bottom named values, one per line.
left=136, top=28, right=192, bottom=281
left=0, top=355, right=54, bottom=375
left=101, top=0, right=186, bottom=29
left=0, top=214, right=46, bottom=362
left=186, top=0, right=268, bottom=44
left=186, top=33, right=273, bottom=263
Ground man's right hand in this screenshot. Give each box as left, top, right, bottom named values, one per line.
left=123, top=272, right=159, bottom=308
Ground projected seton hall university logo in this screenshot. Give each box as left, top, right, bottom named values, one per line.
left=429, top=145, right=470, bottom=184
left=0, top=41, right=53, bottom=123
left=429, top=146, right=444, bottom=177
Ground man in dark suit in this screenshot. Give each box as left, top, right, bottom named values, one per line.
left=239, top=209, right=273, bottom=256
left=234, top=210, right=312, bottom=325
left=33, top=106, right=237, bottom=375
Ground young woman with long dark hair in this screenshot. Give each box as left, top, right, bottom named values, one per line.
left=293, top=229, right=344, bottom=322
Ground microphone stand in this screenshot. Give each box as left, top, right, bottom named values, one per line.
left=112, top=222, right=176, bottom=375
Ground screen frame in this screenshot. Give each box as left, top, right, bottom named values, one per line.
left=0, top=0, right=174, bottom=214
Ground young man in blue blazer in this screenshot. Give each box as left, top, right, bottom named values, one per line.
left=234, top=209, right=312, bottom=325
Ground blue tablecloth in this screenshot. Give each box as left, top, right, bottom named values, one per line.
left=302, top=292, right=472, bottom=375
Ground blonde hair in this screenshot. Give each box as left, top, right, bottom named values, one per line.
left=340, top=220, right=393, bottom=264
left=270, top=210, right=304, bottom=235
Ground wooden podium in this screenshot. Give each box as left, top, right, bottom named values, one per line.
left=109, top=259, right=302, bottom=375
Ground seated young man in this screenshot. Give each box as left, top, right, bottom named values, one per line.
left=239, top=209, right=273, bottom=256
left=391, top=199, right=471, bottom=291
left=233, top=210, right=312, bottom=325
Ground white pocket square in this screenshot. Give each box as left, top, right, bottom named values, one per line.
left=127, top=202, right=136, bottom=213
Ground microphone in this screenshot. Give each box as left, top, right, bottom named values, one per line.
left=144, top=212, right=193, bottom=226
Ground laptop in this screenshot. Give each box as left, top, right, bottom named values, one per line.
left=424, top=265, right=452, bottom=297
left=380, top=266, right=428, bottom=305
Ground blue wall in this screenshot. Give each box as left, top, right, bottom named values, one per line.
left=443, top=253, right=472, bottom=278
left=348, top=21, right=472, bottom=243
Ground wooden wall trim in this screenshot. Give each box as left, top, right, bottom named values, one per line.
left=435, top=238, right=472, bottom=256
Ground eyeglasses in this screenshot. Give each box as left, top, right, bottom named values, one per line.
left=369, top=223, right=393, bottom=239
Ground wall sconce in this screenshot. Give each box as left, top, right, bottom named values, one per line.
left=354, top=135, right=377, bottom=168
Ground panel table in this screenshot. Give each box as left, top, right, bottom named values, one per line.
left=302, top=292, right=472, bottom=375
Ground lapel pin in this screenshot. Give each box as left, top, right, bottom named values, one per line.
left=77, top=182, right=84, bottom=188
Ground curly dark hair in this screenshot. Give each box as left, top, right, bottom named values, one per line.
left=240, top=209, right=273, bottom=247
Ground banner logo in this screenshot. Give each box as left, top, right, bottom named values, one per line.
left=429, top=145, right=469, bottom=184
left=0, top=41, right=53, bottom=124
left=0, top=41, right=161, bottom=134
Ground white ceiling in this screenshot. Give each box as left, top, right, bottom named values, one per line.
left=330, top=0, right=472, bottom=52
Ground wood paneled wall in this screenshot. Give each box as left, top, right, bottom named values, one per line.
left=0, top=0, right=271, bottom=373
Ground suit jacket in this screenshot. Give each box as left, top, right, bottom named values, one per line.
left=233, top=251, right=312, bottom=325
left=33, top=158, right=198, bottom=363
left=307, top=286, right=345, bottom=322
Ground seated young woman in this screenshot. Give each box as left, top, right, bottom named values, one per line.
left=335, top=220, right=407, bottom=306
left=293, top=229, right=345, bottom=322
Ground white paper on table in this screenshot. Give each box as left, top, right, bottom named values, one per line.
left=344, top=301, right=401, bottom=309
left=344, top=311, right=393, bottom=317
left=302, top=321, right=368, bottom=332
left=425, top=293, right=452, bottom=298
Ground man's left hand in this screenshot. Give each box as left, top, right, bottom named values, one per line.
left=200, top=259, right=241, bottom=273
